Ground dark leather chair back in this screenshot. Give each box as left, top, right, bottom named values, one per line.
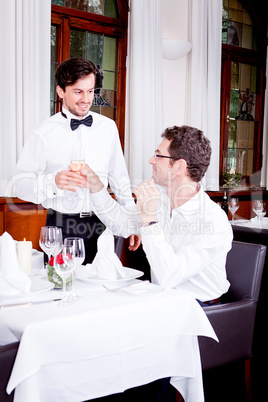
left=224, top=240, right=265, bottom=302
left=198, top=241, right=266, bottom=401
left=200, top=241, right=266, bottom=370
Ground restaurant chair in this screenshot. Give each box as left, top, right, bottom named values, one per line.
left=0, top=341, right=20, bottom=402
left=198, top=240, right=266, bottom=402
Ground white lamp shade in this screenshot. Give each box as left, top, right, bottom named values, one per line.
left=163, top=39, right=192, bottom=60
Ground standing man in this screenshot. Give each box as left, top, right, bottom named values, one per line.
left=11, top=57, right=139, bottom=263
left=82, top=125, right=233, bottom=304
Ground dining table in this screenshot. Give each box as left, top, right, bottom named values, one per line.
left=0, top=263, right=217, bottom=402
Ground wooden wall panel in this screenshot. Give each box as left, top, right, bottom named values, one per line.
left=207, top=189, right=268, bottom=221
left=0, top=209, right=3, bottom=235
left=0, top=198, right=47, bottom=251
left=4, top=210, right=47, bottom=250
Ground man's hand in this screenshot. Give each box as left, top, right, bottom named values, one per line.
left=80, top=165, right=104, bottom=193
left=134, top=178, right=160, bottom=226
left=128, top=234, right=141, bottom=251
left=55, top=170, right=85, bottom=192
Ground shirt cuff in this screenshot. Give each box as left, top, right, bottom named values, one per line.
left=91, top=186, right=115, bottom=211
left=36, top=172, right=63, bottom=200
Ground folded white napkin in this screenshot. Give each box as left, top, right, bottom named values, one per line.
left=92, top=228, right=127, bottom=280
left=32, top=249, right=45, bottom=271
left=0, top=232, right=31, bottom=295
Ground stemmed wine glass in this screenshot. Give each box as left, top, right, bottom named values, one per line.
left=39, top=226, right=63, bottom=263
left=253, top=200, right=265, bottom=228
left=63, top=237, right=85, bottom=301
left=228, top=198, right=239, bottom=224
left=54, top=246, right=76, bottom=306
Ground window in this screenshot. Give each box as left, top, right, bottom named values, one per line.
left=51, top=0, right=119, bottom=17
left=50, top=0, right=128, bottom=148
left=220, top=0, right=266, bottom=187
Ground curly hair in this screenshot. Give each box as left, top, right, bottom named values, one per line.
left=161, top=125, right=211, bottom=182
left=55, top=57, right=96, bottom=91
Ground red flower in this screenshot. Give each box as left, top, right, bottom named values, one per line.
left=48, top=253, right=72, bottom=266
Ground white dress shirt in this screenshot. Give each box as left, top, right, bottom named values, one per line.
left=91, top=185, right=233, bottom=301
left=11, top=107, right=134, bottom=213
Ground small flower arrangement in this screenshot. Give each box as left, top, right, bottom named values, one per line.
left=46, top=254, right=72, bottom=289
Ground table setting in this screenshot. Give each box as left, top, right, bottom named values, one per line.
left=230, top=200, right=268, bottom=229
left=0, top=228, right=218, bottom=402
left=0, top=232, right=50, bottom=301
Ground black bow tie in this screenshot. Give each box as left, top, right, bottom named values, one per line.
left=70, top=115, right=93, bottom=131
left=61, top=111, right=93, bottom=131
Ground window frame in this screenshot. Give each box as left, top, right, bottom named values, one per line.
left=220, top=0, right=267, bottom=187
left=51, top=1, right=128, bottom=150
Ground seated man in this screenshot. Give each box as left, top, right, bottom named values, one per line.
left=80, top=125, right=233, bottom=305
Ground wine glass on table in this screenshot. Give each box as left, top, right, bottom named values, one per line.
left=228, top=198, right=239, bottom=224
left=253, top=200, right=265, bottom=228
left=54, top=246, right=76, bottom=306
left=39, top=226, right=63, bottom=264
left=63, top=237, right=85, bottom=301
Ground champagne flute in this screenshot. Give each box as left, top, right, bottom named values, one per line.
left=253, top=200, right=264, bottom=228
left=39, top=226, right=63, bottom=263
left=69, top=160, right=85, bottom=174
left=228, top=198, right=239, bottom=224
left=69, top=146, right=85, bottom=200
left=54, top=247, right=76, bottom=306
left=64, top=237, right=85, bottom=301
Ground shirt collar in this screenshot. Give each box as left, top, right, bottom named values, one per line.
left=61, top=106, right=91, bottom=121
left=172, top=183, right=204, bottom=219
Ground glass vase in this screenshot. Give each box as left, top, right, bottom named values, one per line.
left=222, top=150, right=245, bottom=188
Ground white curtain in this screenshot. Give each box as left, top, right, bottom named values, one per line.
left=124, top=0, right=164, bottom=188
left=0, top=0, right=51, bottom=196
left=187, top=0, right=222, bottom=190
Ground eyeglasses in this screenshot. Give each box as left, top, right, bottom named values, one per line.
left=154, top=151, right=176, bottom=160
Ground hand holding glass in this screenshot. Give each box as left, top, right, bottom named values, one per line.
left=69, top=147, right=85, bottom=199
left=228, top=198, right=239, bottom=223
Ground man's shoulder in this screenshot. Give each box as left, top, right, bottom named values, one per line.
left=205, top=194, right=231, bottom=226
left=33, top=112, right=66, bottom=135
left=91, top=111, right=117, bottom=128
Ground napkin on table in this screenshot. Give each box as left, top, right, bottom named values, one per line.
left=91, top=228, right=127, bottom=280
left=0, top=232, right=31, bottom=295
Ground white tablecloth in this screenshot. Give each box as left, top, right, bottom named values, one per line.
left=0, top=278, right=217, bottom=402
left=233, top=217, right=268, bottom=229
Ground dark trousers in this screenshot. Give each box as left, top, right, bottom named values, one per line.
left=197, top=299, right=221, bottom=307
left=46, top=209, right=106, bottom=265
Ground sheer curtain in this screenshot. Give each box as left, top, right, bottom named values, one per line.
left=0, top=0, right=51, bottom=196
left=187, top=0, right=222, bottom=190
left=124, top=0, right=164, bottom=187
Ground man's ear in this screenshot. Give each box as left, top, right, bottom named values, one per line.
left=56, top=85, right=64, bottom=99
left=175, top=159, right=187, bottom=176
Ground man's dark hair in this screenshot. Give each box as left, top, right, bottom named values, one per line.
left=161, top=125, right=212, bottom=182
left=55, top=57, right=96, bottom=91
